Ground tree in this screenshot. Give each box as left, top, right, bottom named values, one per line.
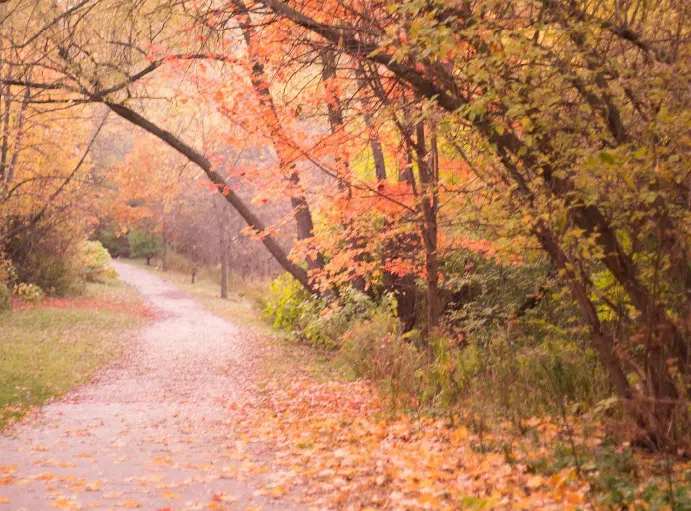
left=128, top=229, right=162, bottom=266
left=254, top=0, right=690, bottom=447
left=3, top=0, right=688, bottom=449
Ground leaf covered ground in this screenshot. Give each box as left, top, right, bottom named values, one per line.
left=1, top=264, right=688, bottom=510
left=222, top=337, right=691, bottom=510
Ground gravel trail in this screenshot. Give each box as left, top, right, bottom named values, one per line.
left=0, top=261, right=303, bottom=511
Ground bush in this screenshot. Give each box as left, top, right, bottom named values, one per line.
left=341, top=311, right=424, bottom=407
left=263, top=273, right=316, bottom=332
left=0, top=257, right=15, bottom=309
left=4, top=224, right=85, bottom=296
left=264, top=274, right=397, bottom=349
left=79, top=241, right=116, bottom=282
left=12, top=282, right=44, bottom=303
left=265, top=263, right=610, bottom=419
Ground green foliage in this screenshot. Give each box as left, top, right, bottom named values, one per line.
left=263, top=273, right=315, bottom=332
left=264, top=274, right=397, bottom=349
left=440, top=249, right=553, bottom=337
left=0, top=257, right=14, bottom=310
left=127, top=229, right=162, bottom=264
left=304, top=289, right=395, bottom=349
left=93, top=227, right=130, bottom=258
left=266, top=265, right=607, bottom=417
left=467, top=332, right=605, bottom=418
left=79, top=240, right=116, bottom=282
left=12, top=282, right=44, bottom=302
left=341, top=312, right=424, bottom=407
left=551, top=443, right=691, bottom=509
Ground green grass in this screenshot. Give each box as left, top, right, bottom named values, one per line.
left=0, top=279, right=144, bottom=428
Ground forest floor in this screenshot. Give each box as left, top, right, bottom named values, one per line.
left=1, top=262, right=688, bottom=510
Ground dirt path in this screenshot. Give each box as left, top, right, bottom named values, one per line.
left=0, top=262, right=304, bottom=511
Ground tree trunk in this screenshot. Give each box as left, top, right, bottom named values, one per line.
left=236, top=3, right=324, bottom=273
left=382, top=134, right=418, bottom=332
left=219, top=217, right=228, bottom=300
left=162, top=224, right=169, bottom=272
left=146, top=256, right=151, bottom=266
left=416, top=123, right=440, bottom=332
left=104, top=103, right=318, bottom=296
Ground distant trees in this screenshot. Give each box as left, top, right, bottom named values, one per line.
left=127, top=230, right=162, bottom=266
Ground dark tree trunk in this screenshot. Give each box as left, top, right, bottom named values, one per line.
left=237, top=3, right=324, bottom=274
left=105, top=103, right=318, bottom=296
left=416, top=123, right=440, bottom=332
left=219, top=217, right=228, bottom=299
left=162, top=224, right=169, bottom=272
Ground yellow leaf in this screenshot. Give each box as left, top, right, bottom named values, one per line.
left=526, top=475, right=543, bottom=489
left=0, top=497, right=8, bottom=504
left=565, top=491, right=584, bottom=504
left=121, top=500, right=141, bottom=509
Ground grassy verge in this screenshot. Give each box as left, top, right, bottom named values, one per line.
left=0, top=279, right=146, bottom=428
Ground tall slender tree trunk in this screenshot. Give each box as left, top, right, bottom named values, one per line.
left=416, top=123, right=440, bottom=331
left=161, top=219, right=169, bottom=272
left=236, top=3, right=324, bottom=273
left=371, top=118, right=417, bottom=332
left=219, top=213, right=228, bottom=300
left=322, top=50, right=365, bottom=291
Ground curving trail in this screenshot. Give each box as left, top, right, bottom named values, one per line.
left=0, top=262, right=303, bottom=511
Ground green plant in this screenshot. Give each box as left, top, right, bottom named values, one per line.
left=79, top=240, right=117, bottom=282
left=341, top=311, right=424, bottom=408
left=3, top=224, right=89, bottom=297
left=263, top=273, right=316, bottom=332
left=0, top=257, right=15, bottom=310
left=12, top=282, right=44, bottom=303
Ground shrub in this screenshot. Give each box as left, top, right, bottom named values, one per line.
left=304, top=289, right=394, bottom=348
left=341, top=311, right=424, bottom=407
left=12, top=282, right=44, bottom=303
left=0, top=257, right=15, bottom=309
left=4, top=224, right=85, bottom=296
left=79, top=241, right=116, bottom=282
left=264, top=273, right=397, bottom=349
left=263, top=273, right=315, bottom=331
